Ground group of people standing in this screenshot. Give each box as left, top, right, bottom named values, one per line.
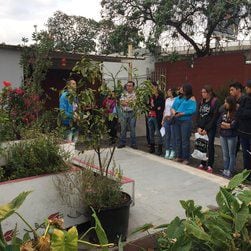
left=60, top=78, right=251, bottom=181
left=147, top=80, right=251, bottom=180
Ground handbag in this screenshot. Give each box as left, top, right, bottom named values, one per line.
left=191, top=133, right=209, bottom=161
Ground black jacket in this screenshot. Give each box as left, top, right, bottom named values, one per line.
left=236, top=94, right=251, bottom=138
left=196, top=97, right=220, bottom=131
left=148, top=92, right=165, bottom=129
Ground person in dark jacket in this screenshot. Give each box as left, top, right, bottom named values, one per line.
left=196, top=85, right=220, bottom=173
left=236, top=80, right=251, bottom=181
left=147, top=83, right=165, bottom=155
left=218, top=96, right=238, bottom=178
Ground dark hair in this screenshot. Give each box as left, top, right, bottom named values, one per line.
left=66, top=78, right=76, bottom=86
left=127, top=81, right=135, bottom=87
left=246, top=79, right=251, bottom=88
left=182, top=83, right=193, bottom=100
left=229, top=82, right=243, bottom=92
left=225, top=95, right=237, bottom=118
left=152, top=81, right=158, bottom=87
left=202, top=84, right=215, bottom=97
left=168, top=88, right=177, bottom=98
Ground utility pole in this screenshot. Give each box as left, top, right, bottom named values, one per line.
left=128, top=43, right=133, bottom=81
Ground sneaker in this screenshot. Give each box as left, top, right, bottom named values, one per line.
left=197, top=164, right=205, bottom=170
left=174, top=158, right=183, bottom=162
left=225, top=170, right=231, bottom=178
left=168, top=150, right=176, bottom=160
left=117, top=144, right=125, bottom=149
left=206, top=166, right=213, bottom=173
left=222, top=169, right=228, bottom=176
left=164, top=150, right=170, bottom=159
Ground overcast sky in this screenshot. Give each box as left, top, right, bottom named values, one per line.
left=0, top=0, right=102, bottom=45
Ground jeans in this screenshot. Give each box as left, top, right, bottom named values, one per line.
left=220, top=136, right=237, bottom=173
left=119, top=111, right=137, bottom=146
left=64, top=126, right=79, bottom=143
left=240, top=137, right=251, bottom=171
left=163, top=120, right=175, bottom=151
left=148, top=117, right=162, bottom=145
left=174, top=119, right=192, bottom=161
left=201, top=126, right=217, bottom=167
left=107, top=118, right=118, bottom=142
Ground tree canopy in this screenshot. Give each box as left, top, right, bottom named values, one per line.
left=101, top=0, right=251, bottom=57
left=98, top=20, right=145, bottom=55
left=47, top=11, right=99, bottom=53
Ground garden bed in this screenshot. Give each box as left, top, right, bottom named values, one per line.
left=0, top=164, right=89, bottom=238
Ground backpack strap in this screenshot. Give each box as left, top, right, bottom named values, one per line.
left=210, top=97, right=217, bottom=108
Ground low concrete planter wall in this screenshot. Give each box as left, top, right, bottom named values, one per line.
left=0, top=166, right=88, bottom=238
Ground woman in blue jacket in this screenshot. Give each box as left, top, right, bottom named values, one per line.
left=171, top=84, right=197, bottom=165
left=59, top=79, right=78, bottom=142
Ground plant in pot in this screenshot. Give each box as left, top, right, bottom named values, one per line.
left=57, top=57, right=153, bottom=243
left=0, top=191, right=114, bottom=251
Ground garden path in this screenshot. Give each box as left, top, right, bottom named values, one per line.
left=113, top=147, right=228, bottom=242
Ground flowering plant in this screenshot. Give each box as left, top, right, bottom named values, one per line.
left=0, top=81, right=43, bottom=140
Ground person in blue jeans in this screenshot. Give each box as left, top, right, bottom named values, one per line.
left=118, top=81, right=137, bottom=149
left=162, top=88, right=177, bottom=159
left=236, top=80, right=251, bottom=181
left=171, top=84, right=197, bottom=165
left=218, top=96, right=238, bottom=178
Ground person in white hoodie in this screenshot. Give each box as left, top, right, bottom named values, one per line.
left=162, top=88, right=177, bottom=159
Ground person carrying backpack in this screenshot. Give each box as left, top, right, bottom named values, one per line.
left=196, top=85, right=220, bottom=173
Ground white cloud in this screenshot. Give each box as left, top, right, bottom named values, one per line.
left=0, top=0, right=101, bottom=44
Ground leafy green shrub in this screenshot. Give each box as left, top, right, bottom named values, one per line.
left=134, top=170, right=251, bottom=251
left=1, top=136, right=69, bottom=181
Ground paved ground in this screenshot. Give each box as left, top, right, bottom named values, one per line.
left=135, top=136, right=243, bottom=174
left=110, top=147, right=229, bottom=242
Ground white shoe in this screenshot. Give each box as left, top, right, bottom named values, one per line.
left=164, top=150, right=170, bottom=159
left=168, top=150, right=176, bottom=160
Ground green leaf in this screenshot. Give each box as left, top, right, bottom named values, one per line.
left=184, top=220, right=211, bottom=242
left=51, top=226, right=78, bottom=251
left=166, top=217, right=185, bottom=239
left=227, top=170, right=251, bottom=190
left=171, top=239, right=193, bottom=251
left=180, top=200, right=203, bottom=219
left=0, top=191, right=32, bottom=222
left=22, top=232, right=30, bottom=243
left=219, top=187, right=240, bottom=214
left=91, top=209, right=109, bottom=251
left=234, top=204, right=249, bottom=233
left=130, top=223, right=154, bottom=235
left=4, top=245, right=20, bottom=251
left=237, top=189, right=251, bottom=206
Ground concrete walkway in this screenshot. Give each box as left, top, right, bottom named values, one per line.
left=112, top=147, right=229, bottom=241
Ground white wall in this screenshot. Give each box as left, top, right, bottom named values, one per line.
left=0, top=48, right=23, bottom=90
left=103, top=55, right=155, bottom=87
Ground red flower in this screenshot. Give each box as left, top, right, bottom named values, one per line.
left=4, top=229, right=14, bottom=242
left=15, top=88, right=25, bottom=95
left=3, top=81, right=12, bottom=87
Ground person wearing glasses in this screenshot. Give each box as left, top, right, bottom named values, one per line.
left=118, top=81, right=137, bottom=149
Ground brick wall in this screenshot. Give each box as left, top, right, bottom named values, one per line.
left=154, top=52, right=251, bottom=99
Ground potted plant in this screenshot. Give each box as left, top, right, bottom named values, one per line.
left=0, top=191, right=114, bottom=251
left=56, top=57, right=153, bottom=243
